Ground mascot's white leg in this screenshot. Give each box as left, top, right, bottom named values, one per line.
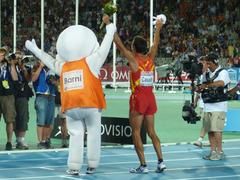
left=85, top=109, right=102, bottom=168
left=66, top=108, right=102, bottom=171
left=66, top=115, right=85, bottom=171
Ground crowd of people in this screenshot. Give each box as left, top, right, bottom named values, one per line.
left=1, top=0, right=240, bottom=66
left=0, top=48, right=68, bottom=150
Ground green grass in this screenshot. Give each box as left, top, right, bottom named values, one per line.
left=103, top=89, right=240, bottom=144
left=0, top=89, right=239, bottom=150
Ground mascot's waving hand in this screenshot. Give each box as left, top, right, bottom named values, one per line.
left=25, top=15, right=116, bottom=175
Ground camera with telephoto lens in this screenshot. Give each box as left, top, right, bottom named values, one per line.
left=180, top=53, right=203, bottom=124
left=8, top=53, right=16, bottom=61
left=21, top=57, right=30, bottom=64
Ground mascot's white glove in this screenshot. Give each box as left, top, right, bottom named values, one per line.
left=153, top=14, right=167, bottom=25
left=25, top=39, right=61, bottom=74
left=25, top=39, right=41, bottom=57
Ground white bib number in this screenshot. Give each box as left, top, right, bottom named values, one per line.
left=140, top=71, right=153, bottom=86
left=63, top=70, right=83, bottom=91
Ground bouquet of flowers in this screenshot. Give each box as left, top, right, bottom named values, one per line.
left=100, top=1, right=118, bottom=30
left=103, top=2, right=117, bottom=15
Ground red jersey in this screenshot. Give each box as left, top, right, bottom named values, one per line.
left=130, top=54, right=155, bottom=94
left=129, top=54, right=157, bottom=115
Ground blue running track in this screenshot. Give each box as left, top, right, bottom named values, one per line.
left=0, top=140, right=240, bottom=180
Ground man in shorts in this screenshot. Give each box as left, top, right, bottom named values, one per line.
left=197, top=53, right=230, bottom=160
left=55, top=77, right=68, bottom=148
left=0, top=48, right=18, bottom=150
left=113, top=18, right=166, bottom=173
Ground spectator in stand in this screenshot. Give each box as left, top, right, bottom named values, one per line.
left=227, top=43, right=235, bottom=58
left=0, top=47, right=18, bottom=150
left=232, top=56, right=240, bottom=67
left=1, top=0, right=240, bottom=66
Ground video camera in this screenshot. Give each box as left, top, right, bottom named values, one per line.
left=7, top=52, right=31, bottom=63
left=180, top=53, right=203, bottom=80
left=180, top=53, right=202, bottom=124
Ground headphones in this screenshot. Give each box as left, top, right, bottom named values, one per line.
left=206, top=52, right=219, bottom=64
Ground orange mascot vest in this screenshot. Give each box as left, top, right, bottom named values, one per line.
left=60, top=58, right=106, bottom=112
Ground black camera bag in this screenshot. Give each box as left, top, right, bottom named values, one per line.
left=201, top=68, right=228, bottom=103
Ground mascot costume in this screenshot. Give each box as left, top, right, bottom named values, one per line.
left=25, top=15, right=116, bottom=175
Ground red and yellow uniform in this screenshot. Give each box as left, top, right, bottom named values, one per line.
left=60, top=58, right=106, bottom=112
left=130, top=54, right=157, bottom=115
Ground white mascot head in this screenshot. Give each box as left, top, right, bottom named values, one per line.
left=56, top=25, right=99, bottom=62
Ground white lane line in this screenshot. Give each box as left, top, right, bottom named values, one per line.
left=0, top=155, right=240, bottom=171
left=0, top=164, right=240, bottom=179
left=0, top=157, right=66, bottom=163
left=1, top=147, right=240, bottom=163
left=0, top=175, right=85, bottom=180
left=59, top=176, right=85, bottom=180
left=71, top=164, right=240, bottom=176
left=165, top=163, right=240, bottom=171
left=39, top=167, right=55, bottom=170
left=0, top=148, right=68, bottom=154
left=101, top=147, right=240, bottom=157
left=1, top=138, right=240, bottom=155
left=174, top=174, right=240, bottom=180
left=0, top=165, right=240, bottom=180
left=0, top=165, right=65, bottom=171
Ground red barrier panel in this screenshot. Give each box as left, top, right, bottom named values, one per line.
left=100, top=65, right=130, bottom=82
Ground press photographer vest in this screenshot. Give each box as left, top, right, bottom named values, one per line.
left=13, top=65, right=33, bottom=98
left=0, top=63, right=14, bottom=96
left=201, top=68, right=228, bottom=103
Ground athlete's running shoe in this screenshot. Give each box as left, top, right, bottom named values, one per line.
left=129, top=165, right=149, bottom=174
left=156, top=162, right=166, bottom=173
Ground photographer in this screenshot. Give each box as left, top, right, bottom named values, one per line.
left=12, top=51, right=33, bottom=150
left=54, top=75, right=68, bottom=148
left=0, top=48, right=18, bottom=150
left=193, top=56, right=208, bottom=147
left=32, top=60, right=56, bottom=149
left=197, top=53, right=230, bottom=160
